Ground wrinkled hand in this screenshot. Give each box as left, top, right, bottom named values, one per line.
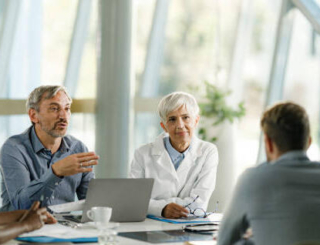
left=19, top=201, right=47, bottom=232
left=52, top=152, right=99, bottom=177
left=162, top=203, right=189, bottom=219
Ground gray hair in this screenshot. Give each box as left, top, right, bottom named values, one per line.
left=26, top=85, right=72, bottom=112
left=158, top=92, right=199, bottom=123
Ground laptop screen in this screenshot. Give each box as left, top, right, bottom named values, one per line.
left=81, top=178, right=154, bottom=223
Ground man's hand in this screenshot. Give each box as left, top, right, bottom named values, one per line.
left=52, top=152, right=99, bottom=177
left=162, top=203, right=189, bottom=219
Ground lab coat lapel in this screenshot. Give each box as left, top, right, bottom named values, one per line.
left=176, top=138, right=201, bottom=181
left=152, top=133, right=179, bottom=181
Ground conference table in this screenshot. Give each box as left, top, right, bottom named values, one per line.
left=113, top=218, right=216, bottom=244
left=8, top=218, right=217, bottom=245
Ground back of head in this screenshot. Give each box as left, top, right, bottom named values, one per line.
left=261, top=102, right=310, bottom=153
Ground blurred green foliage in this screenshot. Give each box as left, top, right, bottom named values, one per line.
left=194, top=82, right=246, bottom=142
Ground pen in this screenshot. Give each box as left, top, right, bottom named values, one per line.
left=39, top=194, right=44, bottom=207
left=18, top=201, right=39, bottom=222
left=18, top=195, right=45, bottom=222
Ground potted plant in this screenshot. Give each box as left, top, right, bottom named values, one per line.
left=192, top=81, right=246, bottom=142
left=190, top=81, right=246, bottom=212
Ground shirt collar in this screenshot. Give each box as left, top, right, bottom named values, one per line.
left=31, top=126, right=45, bottom=153
left=31, top=126, right=70, bottom=153
left=164, top=137, right=192, bottom=162
left=273, top=150, right=309, bottom=164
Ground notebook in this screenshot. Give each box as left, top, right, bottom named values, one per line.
left=62, top=178, right=154, bottom=223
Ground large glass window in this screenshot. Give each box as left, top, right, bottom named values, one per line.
left=0, top=0, right=97, bottom=205
left=283, top=9, right=320, bottom=160
left=42, top=0, right=78, bottom=84
left=0, top=0, right=97, bottom=145
left=134, top=0, right=242, bottom=149
left=234, top=0, right=281, bottom=176
left=1, top=0, right=320, bottom=207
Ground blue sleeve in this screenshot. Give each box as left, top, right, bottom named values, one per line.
left=0, top=143, right=62, bottom=210
left=75, top=144, right=94, bottom=200
left=76, top=171, right=94, bottom=200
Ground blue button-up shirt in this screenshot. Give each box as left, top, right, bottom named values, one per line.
left=164, top=136, right=192, bottom=170
left=0, top=126, right=94, bottom=211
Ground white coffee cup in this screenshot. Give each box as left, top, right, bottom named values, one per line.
left=87, top=207, right=112, bottom=227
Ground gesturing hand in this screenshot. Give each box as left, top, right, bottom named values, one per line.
left=51, top=152, right=99, bottom=177
left=162, top=203, right=189, bottom=219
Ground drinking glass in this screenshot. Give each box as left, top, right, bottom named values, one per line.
left=87, top=207, right=118, bottom=245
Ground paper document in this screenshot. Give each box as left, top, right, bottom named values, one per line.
left=184, top=213, right=223, bottom=222
left=49, top=200, right=85, bottom=213
left=19, top=223, right=97, bottom=239
left=185, top=241, right=216, bottom=245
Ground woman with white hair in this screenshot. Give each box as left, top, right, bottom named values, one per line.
left=130, top=92, right=219, bottom=219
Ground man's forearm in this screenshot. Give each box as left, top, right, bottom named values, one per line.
left=8, top=169, right=62, bottom=210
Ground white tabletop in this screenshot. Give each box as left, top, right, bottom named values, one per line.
left=6, top=218, right=216, bottom=245
left=117, top=218, right=186, bottom=244
left=111, top=218, right=216, bottom=245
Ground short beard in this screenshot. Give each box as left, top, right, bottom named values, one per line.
left=40, top=120, right=67, bottom=138
left=46, top=129, right=66, bottom=138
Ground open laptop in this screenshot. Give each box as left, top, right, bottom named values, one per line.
left=63, top=178, right=154, bottom=223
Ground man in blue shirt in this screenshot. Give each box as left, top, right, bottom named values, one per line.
left=0, top=85, right=99, bottom=211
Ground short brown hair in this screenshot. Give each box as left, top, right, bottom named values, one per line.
left=261, top=102, right=310, bottom=153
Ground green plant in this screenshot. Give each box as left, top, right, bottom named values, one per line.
left=193, top=81, right=246, bottom=142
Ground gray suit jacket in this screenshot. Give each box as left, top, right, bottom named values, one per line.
left=218, top=151, right=320, bottom=245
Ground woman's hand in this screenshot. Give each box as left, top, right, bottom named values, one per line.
left=19, top=201, right=57, bottom=226
left=19, top=201, right=46, bottom=232
left=44, top=211, right=57, bottom=224
left=162, top=203, right=189, bottom=219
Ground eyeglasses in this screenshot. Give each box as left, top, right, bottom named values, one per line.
left=184, top=195, right=216, bottom=218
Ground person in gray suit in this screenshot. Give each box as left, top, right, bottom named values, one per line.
left=218, top=102, right=320, bottom=245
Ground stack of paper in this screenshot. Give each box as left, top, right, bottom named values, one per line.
left=48, top=200, right=85, bottom=213
left=17, top=223, right=98, bottom=243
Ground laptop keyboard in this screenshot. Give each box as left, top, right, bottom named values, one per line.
left=62, top=214, right=83, bottom=223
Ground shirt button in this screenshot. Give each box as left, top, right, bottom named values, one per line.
left=52, top=196, right=54, bottom=199
left=55, top=182, right=59, bottom=186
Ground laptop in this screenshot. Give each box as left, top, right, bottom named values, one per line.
left=63, top=178, right=154, bottom=223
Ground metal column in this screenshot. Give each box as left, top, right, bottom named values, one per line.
left=95, top=0, right=133, bottom=178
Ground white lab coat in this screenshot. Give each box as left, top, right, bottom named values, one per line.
left=130, top=133, right=219, bottom=216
